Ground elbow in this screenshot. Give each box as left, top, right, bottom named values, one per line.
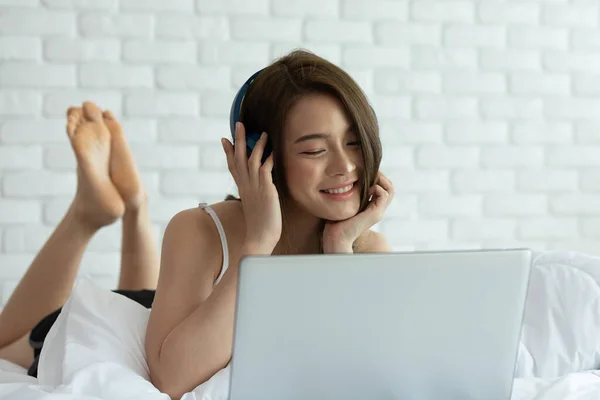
left=149, top=357, right=188, bottom=400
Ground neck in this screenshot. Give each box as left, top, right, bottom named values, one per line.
left=274, top=202, right=323, bottom=255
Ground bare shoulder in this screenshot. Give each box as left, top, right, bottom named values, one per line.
left=354, top=229, right=392, bottom=253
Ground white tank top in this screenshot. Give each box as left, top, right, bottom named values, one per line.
left=198, top=203, right=229, bottom=285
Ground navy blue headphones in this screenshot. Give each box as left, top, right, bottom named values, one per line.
left=230, top=68, right=378, bottom=164
left=229, top=68, right=272, bottom=163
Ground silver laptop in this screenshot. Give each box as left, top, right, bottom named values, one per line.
left=229, top=249, right=532, bottom=400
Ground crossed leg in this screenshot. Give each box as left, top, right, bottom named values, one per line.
left=0, top=102, right=159, bottom=368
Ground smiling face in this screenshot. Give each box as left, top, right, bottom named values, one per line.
left=282, top=93, right=364, bottom=221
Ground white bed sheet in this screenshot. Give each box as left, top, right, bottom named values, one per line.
left=0, top=249, right=597, bottom=400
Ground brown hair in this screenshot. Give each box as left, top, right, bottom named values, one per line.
left=226, top=49, right=382, bottom=253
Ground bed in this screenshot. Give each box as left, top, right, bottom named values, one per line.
left=0, top=249, right=598, bottom=399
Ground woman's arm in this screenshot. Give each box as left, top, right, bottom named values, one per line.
left=145, top=208, right=269, bottom=400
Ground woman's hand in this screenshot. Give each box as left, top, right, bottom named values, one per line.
left=322, top=172, right=394, bottom=253
left=222, top=122, right=282, bottom=254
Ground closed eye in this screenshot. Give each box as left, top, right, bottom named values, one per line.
left=302, top=150, right=325, bottom=155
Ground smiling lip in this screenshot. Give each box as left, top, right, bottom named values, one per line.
left=321, top=181, right=357, bottom=191
left=320, top=181, right=358, bottom=200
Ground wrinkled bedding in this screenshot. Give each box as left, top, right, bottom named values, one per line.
left=0, top=249, right=598, bottom=399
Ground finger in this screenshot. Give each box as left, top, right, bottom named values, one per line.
left=376, top=172, right=395, bottom=200
left=249, top=132, right=268, bottom=183
left=222, top=138, right=239, bottom=184
left=234, top=123, right=248, bottom=179
left=368, top=184, right=389, bottom=212
left=259, top=152, right=275, bottom=186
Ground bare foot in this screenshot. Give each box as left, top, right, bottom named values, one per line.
left=102, top=110, right=146, bottom=210
left=67, top=102, right=125, bottom=228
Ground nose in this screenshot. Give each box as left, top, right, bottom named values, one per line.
left=326, top=148, right=356, bottom=176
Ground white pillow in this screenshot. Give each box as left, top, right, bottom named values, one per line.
left=37, top=277, right=168, bottom=399
left=516, top=251, right=600, bottom=378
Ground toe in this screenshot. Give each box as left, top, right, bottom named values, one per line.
left=82, top=101, right=103, bottom=123
left=103, top=110, right=116, bottom=120
left=66, top=108, right=81, bottom=138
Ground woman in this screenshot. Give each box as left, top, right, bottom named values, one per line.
left=0, top=49, right=393, bottom=398
left=145, top=49, right=394, bottom=399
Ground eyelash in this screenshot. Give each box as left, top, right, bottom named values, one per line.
left=302, top=142, right=361, bottom=156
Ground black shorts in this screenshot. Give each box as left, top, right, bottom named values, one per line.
left=27, top=289, right=156, bottom=378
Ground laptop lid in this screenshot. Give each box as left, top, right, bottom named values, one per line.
left=229, top=249, right=532, bottom=400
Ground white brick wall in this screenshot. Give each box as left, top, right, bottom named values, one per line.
left=1, top=0, right=599, bottom=304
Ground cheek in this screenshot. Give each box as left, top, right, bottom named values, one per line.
left=285, top=160, right=322, bottom=195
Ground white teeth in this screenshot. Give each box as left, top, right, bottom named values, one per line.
left=324, top=184, right=353, bottom=194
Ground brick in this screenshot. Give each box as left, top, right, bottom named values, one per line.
left=551, top=194, right=600, bottom=215
left=158, top=117, right=228, bottom=143
left=125, top=93, right=199, bottom=117
left=43, top=197, right=74, bottom=224
left=0, top=91, right=41, bottom=116
left=481, top=146, right=544, bottom=168
left=78, top=252, right=120, bottom=276
left=518, top=170, right=578, bottom=192
left=485, top=194, right=548, bottom=217
left=0, top=0, right=38, bottom=5
left=0, top=146, right=42, bottom=169
left=304, top=20, right=372, bottom=44
left=79, top=64, right=153, bottom=88
left=0, top=119, right=64, bottom=143
left=343, top=46, right=409, bottom=67
left=375, top=23, right=441, bottom=46
left=571, top=29, right=600, bottom=50
left=418, top=194, right=482, bottom=217
left=196, top=0, right=268, bottom=14
left=480, top=97, right=543, bottom=120
left=374, top=70, right=440, bottom=94
left=149, top=197, right=203, bottom=223
left=198, top=41, right=270, bottom=65
left=200, top=90, right=236, bottom=118
left=0, top=10, right=75, bottom=35
left=273, top=0, right=338, bottom=17
left=0, top=63, right=75, bottom=88
left=452, top=218, right=516, bottom=240
left=512, top=122, right=572, bottom=144
left=412, top=1, right=474, bottom=22
left=544, top=98, right=600, bottom=120
left=79, top=14, right=152, bottom=38
left=444, top=122, right=508, bottom=144
left=3, top=171, right=75, bottom=196
left=544, top=51, right=600, bottom=72
left=155, top=15, right=228, bottom=39
left=0, top=200, right=41, bottom=223
left=381, top=219, right=448, bottom=243
left=120, top=0, right=193, bottom=11
left=479, top=49, right=541, bottom=71
left=44, top=38, right=119, bottom=62
left=581, top=171, right=600, bottom=192
left=379, top=122, right=442, bottom=144
left=380, top=146, right=414, bottom=169
left=511, top=72, right=570, bottom=95
left=161, top=171, right=235, bottom=195
left=156, top=66, right=230, bottom=90
left=123, top=41, right=196, bottom=63
left=542, top=5, right=598, bottom=27
left=130, top=144, right=199, bottom=169
left=411, top=46, right=477, bottom=70
left=573, top=74, right=600, bottom=96
left=479, top=2, right=540, bottom=24
left=546, top=146, right=600, bottom=167
left=0, top=256, right=31, bottom=279
left=416, top=146, right=479, bottom=168
left=369, top=96, right=411, bottom=120
left=386, top=170, right=449, bottom=192
left=414, top=96, right=478, bottom=120
left=0, top=37, right=41, bottom=61
left=452, top=170, right=515, bottom=193
left=384, top=194, right=418, bottom=219
left=119, top=119, right=158, bottom=143
left=43, top=90, right=122, bottom=117
left=200, top=143, right=229, bottom=169
left=270, top=45, right=341, bottom=66
left=443, top=72, right=505, bottom=94
left=518, top=218, right=578, bottom=240
left=44, top=145, right=74, bottom=169
left=343, top=68, right=373, bottom=93
left=42, top=0, right=117, bottom=9
left=508, top=27, right=568, bottom=50
left=576, top=122, right=600, bottom=144
left=343, top=0, right=407, bottom=20
left=580, top=219, right=600, bottom=239
left=444, top=25, right=505, bottom=47
left=230, top=17, right=302, bottom=42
